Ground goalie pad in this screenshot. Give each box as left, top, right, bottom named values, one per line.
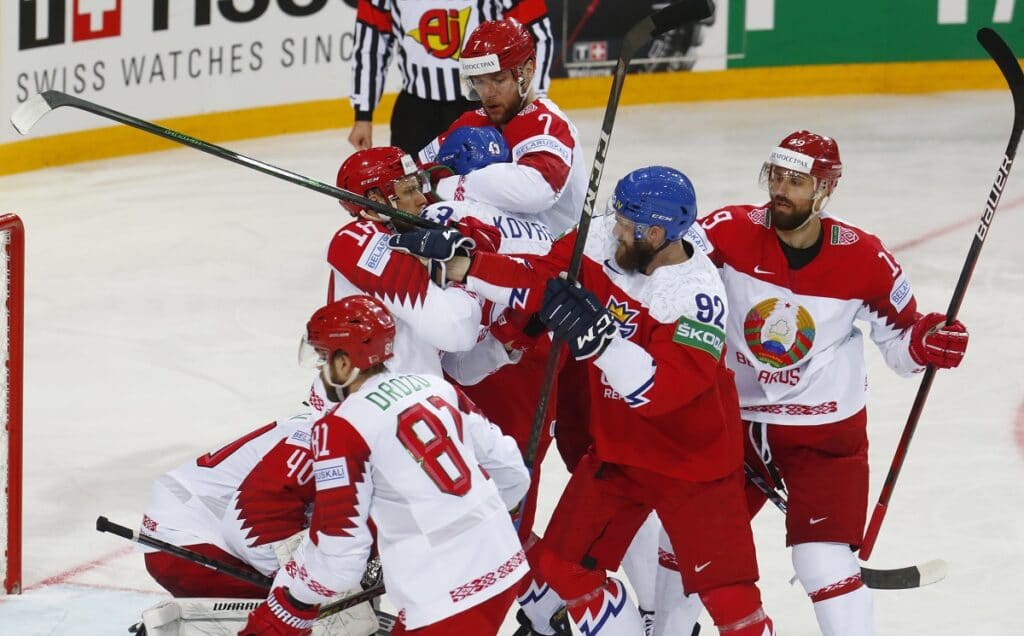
left=139, top=595, right=379, bottom=636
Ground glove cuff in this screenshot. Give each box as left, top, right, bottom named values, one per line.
left=267, top=587, right=318, bottom=630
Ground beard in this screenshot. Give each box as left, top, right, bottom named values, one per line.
left=769, top=196, right=814, bottom=231
left=615, top=238, right=657, bottom=272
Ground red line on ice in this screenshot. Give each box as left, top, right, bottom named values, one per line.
left=891, top=194, right=1024, bottom=252
left=23, top=545, right=134, bottom=591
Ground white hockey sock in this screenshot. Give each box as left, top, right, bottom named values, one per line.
left=792, top=541, right=875, bottom=636
left=653, top=526, right=703, bottom=635
left=518, top=576, right=566, bottom=635
left=567, top=577, right=644, bottom=636
left=621, top=512, right=660, bottom=611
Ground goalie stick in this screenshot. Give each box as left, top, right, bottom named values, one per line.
left=858, top=27, right=1024, bottom=560
left=9, top=91, right=440, bottom=232
left=95, top=516, right=391, bottom=625
left=742, top=465, right=947, bottom=590
left=524, top=0, right=716, bottom=466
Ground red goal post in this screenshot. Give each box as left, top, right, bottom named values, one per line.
left=0, top=214, right=23, bottom=595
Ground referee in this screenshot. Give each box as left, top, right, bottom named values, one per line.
left=348, top=0, right=554, bottom=155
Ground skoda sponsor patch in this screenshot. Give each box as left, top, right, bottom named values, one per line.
left=313, top=458, right=350, bottom=490
left=673, top=316, right=726, bottom=360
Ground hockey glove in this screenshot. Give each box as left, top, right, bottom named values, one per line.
left=490, top=309, right=546, bottom=354
left=908, top=312, right=969, bottom=369
left=455, top=216, right=502, bottom=254
left=388, top=227, right=475, bottom=261
left=540, top=276, right=617, bottom=361
left=238, top=587, right=317, bottom=636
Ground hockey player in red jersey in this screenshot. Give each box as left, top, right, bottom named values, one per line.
left=656, top=131, right=970, bottom=635
left=240, top=296, right=530, bottom=635
left=418, top=18, right=586, bottom=234
left=329, top=146, right=483, bottom=376
left=389, top=167, right=776, bottom=636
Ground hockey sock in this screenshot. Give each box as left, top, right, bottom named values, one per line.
left=699, top=583, right=773, bottom=635
left=621, top=512, right=660, bottom=611
left=517, top=576, right=566, bottom=635
left=792, top=542, right=875, bottom=636
left=566, top=578, right=644, bottom=636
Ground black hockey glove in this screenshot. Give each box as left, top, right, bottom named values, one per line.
left=387, top=227, right=475, bottom=261
left=540, top=276, right=617, bottom=361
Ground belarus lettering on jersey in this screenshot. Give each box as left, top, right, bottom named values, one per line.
left=692, top=204, right=923, bottom=425
left=463, top=213, right=743, bottom=481
left=273, top=372, right=529, bottom=629
left=141, top=412, right=319, bottom=577
left=326, top=218, right=482, bottom=375
left=419, top=98, right=586, bottom=234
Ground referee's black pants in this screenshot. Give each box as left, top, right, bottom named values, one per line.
left=389, top=90, right=476, bottom=157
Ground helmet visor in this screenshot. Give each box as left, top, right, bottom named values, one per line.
left=759, top=163, right=823, bottom=201
left=297, top=335, right=327, bottom=369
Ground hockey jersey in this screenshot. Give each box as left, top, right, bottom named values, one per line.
left=140, top=377, right=338, bottom=576
left=463, top=214, right=744, bottom=481
left=326, top=218, right=482, bottom=376
left=274, top=372, right=529, bottom=628
left=418, top=98, right=586, bottom=234
left=691, top=204, right=924, bottom=426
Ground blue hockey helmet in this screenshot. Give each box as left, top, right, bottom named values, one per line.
left=609, top=166, right=697, bottom=241
left=437, top=126, right=511, bottom=175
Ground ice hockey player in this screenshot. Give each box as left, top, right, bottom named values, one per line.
left=419, top=18, right=586, bottom=235
left=388, top=166, right=776, bottom=635
left=240, top=295, right=531, bottom=635
left=656, top=130, right=970, bottom=636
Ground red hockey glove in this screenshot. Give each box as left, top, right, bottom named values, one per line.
left=238, top=587, right=318, bottom=636
left=908, top=312, right=969, bottom=368
left=490, top=309, right=545, bottom=353
left=455, top=216, right=502, bottom=254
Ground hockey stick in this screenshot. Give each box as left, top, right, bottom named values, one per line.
left=742, top=465, right=948, bottom=590
left=96, top=516, right=388, bottom=621
left=858, top=27, right=1024, bottom=561
left=524, top=0, right=716, bottom=466
left=10, top=91, right=440, bottom=231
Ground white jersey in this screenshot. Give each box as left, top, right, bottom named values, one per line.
left=326, top=218, right=482, bottom=376
left=420, top=98, right=587, bottom=234
left=141, top=379, right=338, bottom=576
left=420, top=200, right=554, bottom=384
left=691, top=206, right=924, bottom=425
left=274, top=372, right=529, bottom=628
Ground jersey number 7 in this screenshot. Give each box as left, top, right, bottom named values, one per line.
left=396, top=396, right=472, bottom=496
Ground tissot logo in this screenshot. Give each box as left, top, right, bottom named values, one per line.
left=19, top=0, right=122, bottom=50
left=18, top=0, right=331, bottom=50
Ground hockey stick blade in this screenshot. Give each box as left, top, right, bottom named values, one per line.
left=10, top=92, right=58, bottom=135
left=977, top=28, right=1024, bottom=128
left=860, top=559, right=947, bottom=590
left=622, top=0, right=715, bottom=60
left=9, top=91, right=438, bottom=230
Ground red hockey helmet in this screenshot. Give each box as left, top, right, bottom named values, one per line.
left=459, top=18, right=535, bottom=99
left=759, top=130, right=842, bottom=203
left=303, top=295, right=396, bottom=370
left=335, top=147, right=428, bottom=215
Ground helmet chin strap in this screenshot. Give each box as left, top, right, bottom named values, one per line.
left=323, top=364, right=361, bottom=393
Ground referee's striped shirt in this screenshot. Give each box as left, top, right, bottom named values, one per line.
left=351, top=0, right=554, bottom=119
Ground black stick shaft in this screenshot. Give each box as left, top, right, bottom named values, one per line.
left=524, top=0, right=714, bottom=465
left=859, top=27, right=1024, bottom=560
left=95, top=516, right=385, bottom=617
left=24, top=91, right=440, bottom=230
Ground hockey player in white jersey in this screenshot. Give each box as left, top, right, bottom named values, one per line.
left=328, top=146, right=482, bottom=377
left=656, top=131, right=971, bottom=636
left=240, top=295, right=530, bottom=636
left=418, top=18, right=587, bottom=234
left=136, top=376, right=380, bottom=636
